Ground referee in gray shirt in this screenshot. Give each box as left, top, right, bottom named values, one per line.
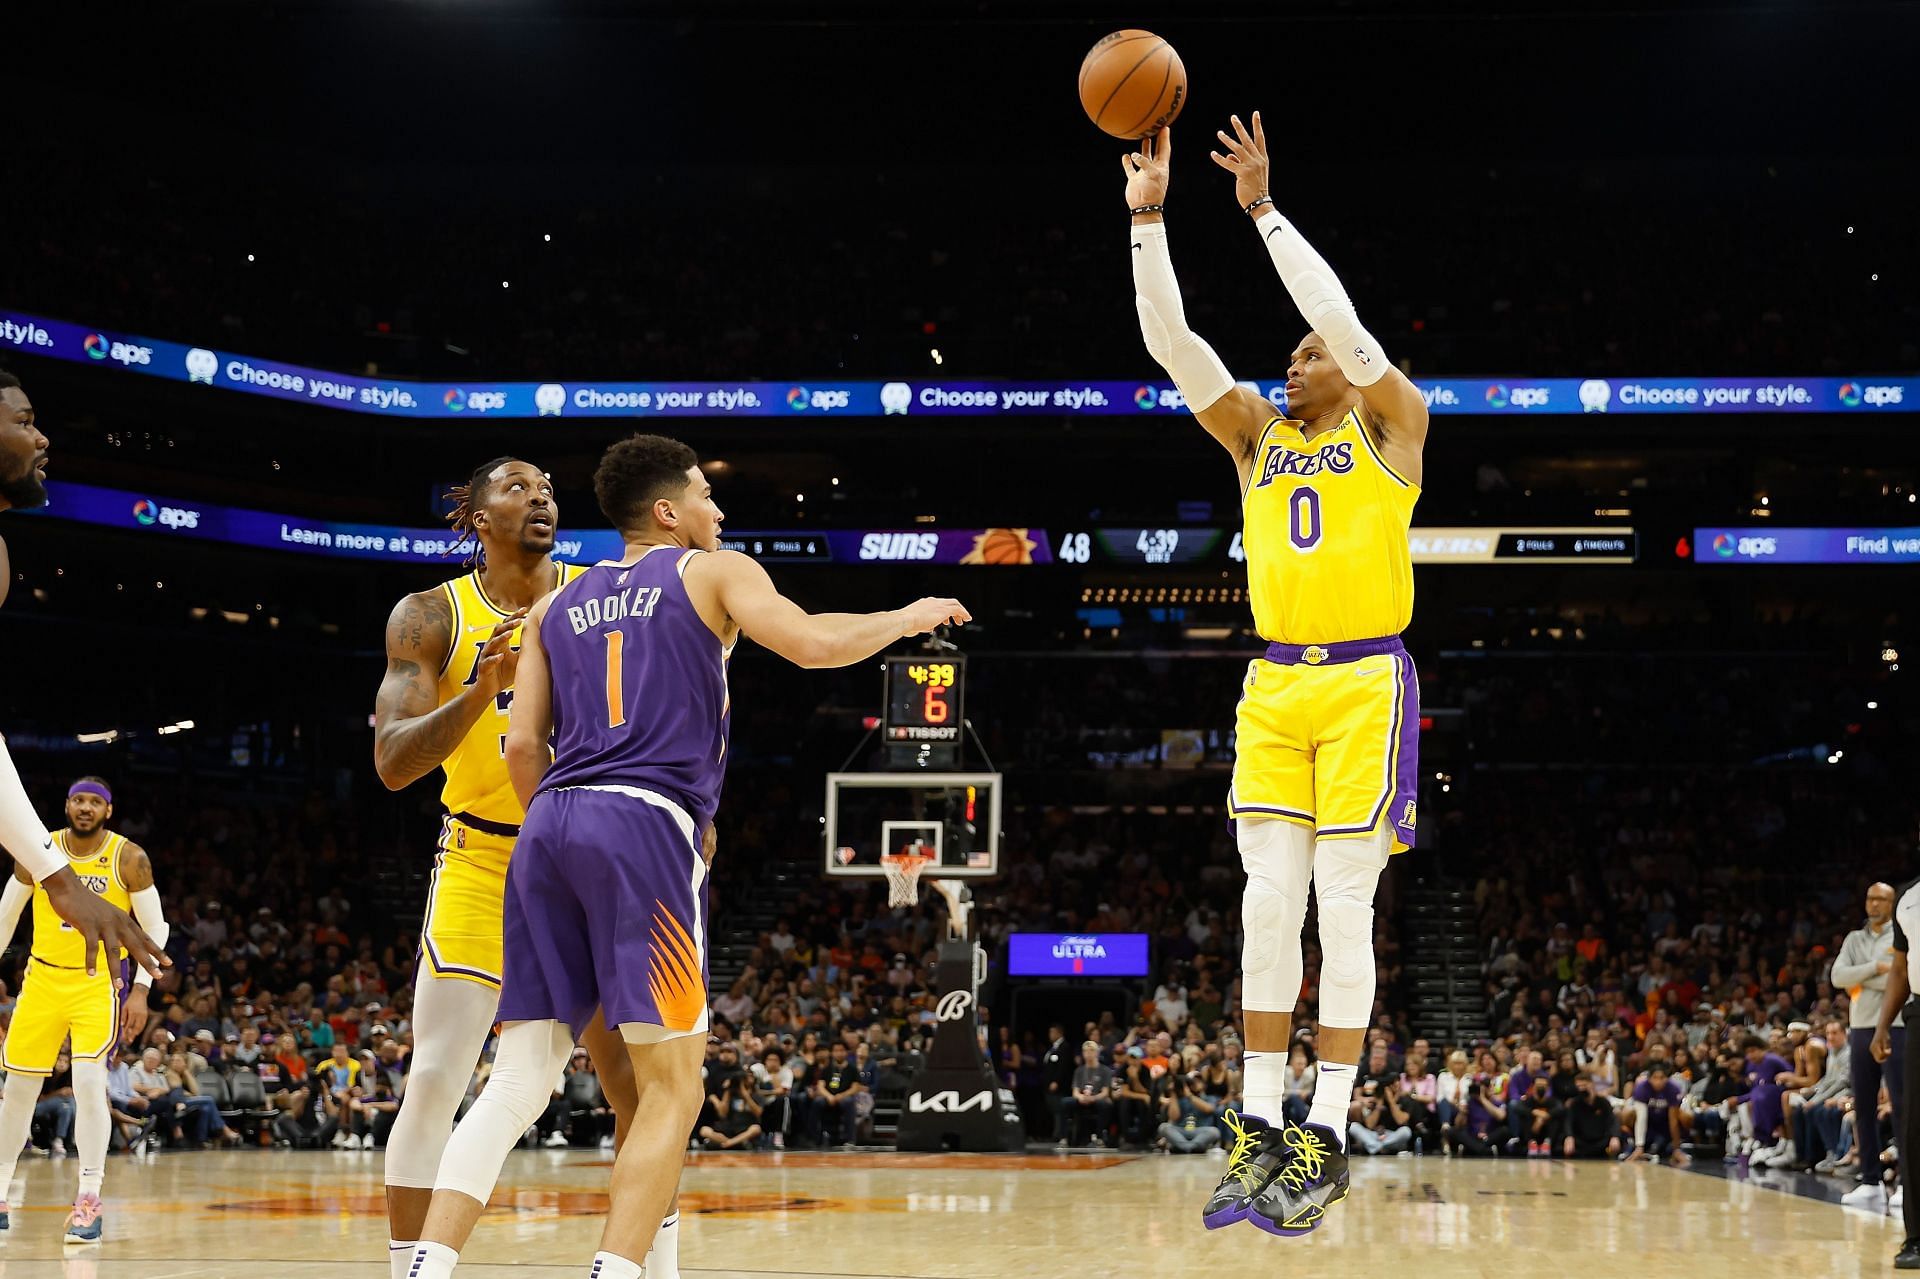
left=1838, top=881, right=1904, bottom=1203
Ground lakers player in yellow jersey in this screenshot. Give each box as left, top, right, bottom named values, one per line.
left=1124, top=116, right=1430, bottom=1237
left=0, top=777, right=169, bottom=1244
left=375, top=458, right=668, bottom=1279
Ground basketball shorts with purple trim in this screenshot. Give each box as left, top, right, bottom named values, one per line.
left=1227, top=637, right=1419, bottom=854
left=2, top=958, right=123, bottom=1074
left=497, top=784, right=711, bottom=1037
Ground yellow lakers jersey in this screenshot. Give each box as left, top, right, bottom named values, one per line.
left=33, top=831, right=132, bottom=967
left=435, top=562, right=588, bottom=826
left=1243, top=405, right=1419, bottom=644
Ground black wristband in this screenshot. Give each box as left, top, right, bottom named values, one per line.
left=1244, top=195, right=1275, bottom=216
left=1129, top=203, right=1166, bottom=217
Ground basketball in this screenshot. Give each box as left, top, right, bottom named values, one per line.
left=1078, top=29, right=1186, bottom=139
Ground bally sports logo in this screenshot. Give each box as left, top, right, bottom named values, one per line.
left=132, top=499, right=201, bottom=530
left=82, top=332, right=153, bottom=367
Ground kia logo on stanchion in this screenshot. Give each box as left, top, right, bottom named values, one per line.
left=934, top=990, right=973, bottom=1021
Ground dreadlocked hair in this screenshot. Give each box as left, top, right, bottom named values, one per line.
left=443, top=456, right=522, bottom=565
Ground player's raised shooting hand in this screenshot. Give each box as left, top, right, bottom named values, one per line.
left=1210, top=111, right=1270, bottom=213
left=899, top=598, right=971, bottom=637
left=470, top=609, right=530, bottom=700
left=1123, top=127, right=1172, bottom=209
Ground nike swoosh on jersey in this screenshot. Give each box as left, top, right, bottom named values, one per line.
left=1354, top=665, right=1386, bottom=677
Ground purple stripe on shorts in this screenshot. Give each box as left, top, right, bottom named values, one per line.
left=1317, top=651, right=1420, bottom=843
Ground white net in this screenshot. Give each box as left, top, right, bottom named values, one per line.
left=880, top=852, right=931, bottom=908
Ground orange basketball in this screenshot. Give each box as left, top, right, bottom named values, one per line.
left=1078, top=30, right=1186, bottom=139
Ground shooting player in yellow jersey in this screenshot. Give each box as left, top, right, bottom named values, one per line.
left=375, top=458, right=687, bottom=1279
left=1123, top=115, right=1431, bottom=1238
left=0, top=777, right=168, bottom=1244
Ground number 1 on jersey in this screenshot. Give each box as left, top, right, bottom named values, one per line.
left=605, top=630, right=626, bottom=728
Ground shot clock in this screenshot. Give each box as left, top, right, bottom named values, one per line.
left=884, top=656, right=965, bottom=743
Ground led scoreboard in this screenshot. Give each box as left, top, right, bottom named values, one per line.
left=884, top=657, right=965, bottom=743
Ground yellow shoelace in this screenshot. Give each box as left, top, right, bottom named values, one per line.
left=1221, top=1111, right=1267, bottom=1193
left=1273, top=1124, right=1328, bottom=1193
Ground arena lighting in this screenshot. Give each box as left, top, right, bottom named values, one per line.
left=75, top=730, right=120, bottom=744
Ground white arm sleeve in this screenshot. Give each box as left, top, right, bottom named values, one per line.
left=0, top=734, right=64, bottom=882
left=1130, top=222, right=1235, bottom=413
left=1252, top=210, right=1389, bottom=388
left=0, top=874, right=30, bottom=946
left=130, top=885, right=169, bottom=988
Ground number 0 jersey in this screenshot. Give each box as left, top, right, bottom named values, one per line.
left=435, top=562, right=589, bottom=827
left=1243, top=405, right=1420, bottom=645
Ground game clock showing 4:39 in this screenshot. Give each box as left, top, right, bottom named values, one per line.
left=884, top=657, right=965, bottom=743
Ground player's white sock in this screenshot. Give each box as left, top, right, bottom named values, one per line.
left=643, top=1212, right=680, bottom=1278
left=1308, top=1062, right=1356, bottom=1149
left=0, top=1073, right=45, bottom=1195
left=407, top=1240, right=459, bottom=1279
left=1241, top=1052, right=1287, bottom=1125
left=390, top=1239, right=418, bottom=1279
left=588, top=1251, right=644, bottom=1279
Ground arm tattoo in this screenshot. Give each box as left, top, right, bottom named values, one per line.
left=120, top=844, right=155, bottom=893
left=373, top=590, right=491, bottom=788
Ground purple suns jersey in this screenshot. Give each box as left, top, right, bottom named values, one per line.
left=537, top=546, right=731, bottom=831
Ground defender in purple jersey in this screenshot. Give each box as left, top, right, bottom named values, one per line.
left=405, top=435, right=969, bottom=1279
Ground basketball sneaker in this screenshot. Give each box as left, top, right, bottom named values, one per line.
left=1201, top=1111, right=1291, bottom=1229
left=64, top=1194, right=103, bottom=1244
left=1245, top=1122, right=1351, bottom=1238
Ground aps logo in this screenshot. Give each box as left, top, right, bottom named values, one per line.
left=785, top=385, right=851, bottom=412
left=82, top=333, right=153, bottom=367
left=132, top=499, right=200, bottom=530
left=1712, top=533, right=1775, bottom=559
left=1485, top=383, right=1550, bottom=409
left=1839, top=382, right=1906, bottom=408
left=443, top=388, right=506, bottom=414
left=1133, top=385, right=1159, bottom=411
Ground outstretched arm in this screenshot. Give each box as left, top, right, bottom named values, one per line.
left=1211, top=112, right=1429, bottom=462
left=693, top=551, right=969, bottom=670
left=1126, top=129, right=1273, bottom=481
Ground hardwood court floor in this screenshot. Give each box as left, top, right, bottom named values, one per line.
left=0, top=1146, right=1900, bottom=1276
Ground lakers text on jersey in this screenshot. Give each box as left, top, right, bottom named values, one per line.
left=1231, top=407, right=1420, bottom=854
left=2, top=832, right=130, bottom=1074
left=420, top=563, right=587, bottom=988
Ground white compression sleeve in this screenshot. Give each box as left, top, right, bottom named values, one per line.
left=1130, top=222, right=1235, bottom=412
left=73, top=1057, right=111, bottom=1198
left=0, top=874, right=30, bottom=945
left=129, top=886, right=169, bottom=989
left=0, top=735, right=64, bottom=882
left=1252, top=209, right=1389, bottom=388
left=431, top=1019, right=573, bottom=1204
left=384, top=968, right=504, bottom=1189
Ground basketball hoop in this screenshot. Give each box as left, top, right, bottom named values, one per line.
left=880, top=851, right=932, bottom=908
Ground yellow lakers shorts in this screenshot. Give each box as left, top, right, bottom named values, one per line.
left=2, top=958, right=121, bottom=1074
left=1228, top=636, right=1420, bottom=854
left=419, top=813, right=517, bottom=988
